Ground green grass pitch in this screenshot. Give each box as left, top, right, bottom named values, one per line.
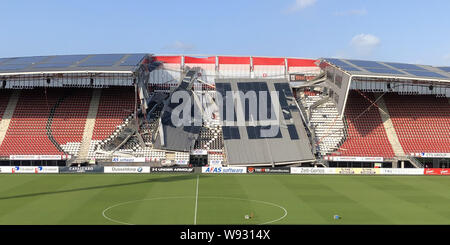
left=0, top=174, right=449, bottom=225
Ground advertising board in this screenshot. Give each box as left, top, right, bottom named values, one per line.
left=202, top=167, right=247, bottom=174
left=325, top=156, right=384, bottom=162
left=0, top=166, right=13, bottom=173
left=9, top=155, right=62, bottom=160
left=414, top=153, right=450, bottom=158
left=290, top=167, right=336, bottom=175
left=380, top=168, right=424, bottom=175
left=2, top=166, right=60, bottom=174
left=247, top=167, right=290, bottom=174
left=424, top=168, right=450, bottom=175
left=111, top=157, right=146, bottom=163
left=104, top=166, right=150, bottom=173
left=335, top=168, right=380, bottom=175
left=59, top=166, right=104, bottom=173
left=150, top=167, right=194, bottom=173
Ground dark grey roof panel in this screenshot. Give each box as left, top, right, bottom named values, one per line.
left=153, top=78, right=202, bottom=152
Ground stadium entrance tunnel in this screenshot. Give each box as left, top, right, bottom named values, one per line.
left=190, top=155, right=208, bottom=167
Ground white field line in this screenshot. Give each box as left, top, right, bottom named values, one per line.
left=194, top=175, right=199, bottom=225
left=102, top=196, right=288, bottom=225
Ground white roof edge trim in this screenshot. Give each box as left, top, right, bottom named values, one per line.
left=339, top=74, right=354, bottom=120
left=352, top=74, right=450, bottom=83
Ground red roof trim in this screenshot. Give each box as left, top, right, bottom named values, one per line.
left=184, top=56, right=216, bottom=64
left=218, top=56, right=250, bottom=65
left=287, top=58, right=318, bottom=67
left=153, top=56, right=181, bottom=64
left=253, top=57, right=285, bottom=66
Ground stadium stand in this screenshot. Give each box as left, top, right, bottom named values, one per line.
left=91, top=86, right=136, bottom=141
left=331, top=90, right=395, bottom=158
left=301, top=91, right=345, bottom=156
left=384, top=93, right=450, bottom=154
left=3, top=53, right=449, bottom=168
left=0, top=88, right=90, bottom=157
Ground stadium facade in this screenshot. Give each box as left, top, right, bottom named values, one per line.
left=0, top=53, right=448, bottom=169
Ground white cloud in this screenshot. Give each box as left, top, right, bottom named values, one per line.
left=334, top=9, right=367, bottom=16
left=286, top=0, right=317, bottom=12
left=163, top=41, right=196, bottom=52
left=350, top=34, right=381, bottom=56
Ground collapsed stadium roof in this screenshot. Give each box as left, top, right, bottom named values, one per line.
left=215, top=78, right=315, bottom=166
left=153, top=70, right=202, bottom=152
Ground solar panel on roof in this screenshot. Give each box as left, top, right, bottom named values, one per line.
left=78, top=62, right=117, bottom=67
left=120, top=54, right=145, bottom=66
left=0, top=58, right=10, bottom=64
left=384, top=62, right=428, bottom=71
left=346, top=60, right=388, bottom=69
left=43, top=55, right=88, bottom=64
left=437, top=67, right=450, bottom=73
left=364, top=67, right=405, bottom=75
left=0, top=64, right=30, bottom=71
left=32, top=63, right=72, bottom=69
left=404, top=70, right=448, bottom=78
left=2, top=56, right=48, bottom=65
left=78, top=54, right=125, bottom=67
left=325, top=58, right=362, bottom=71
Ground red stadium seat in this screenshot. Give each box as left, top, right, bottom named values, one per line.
left=91, top=87, right=136, bottom=140
left=384, top=93, right=450, bottom=154
left=330, top=91, right=395, bottom=158
left=0, top=88, right=91, bottom=157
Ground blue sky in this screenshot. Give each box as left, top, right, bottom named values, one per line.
left=1, top=0, right=450, bottom=65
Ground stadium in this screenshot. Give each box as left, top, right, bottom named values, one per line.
left=0, top=53, right=449, bottom=226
